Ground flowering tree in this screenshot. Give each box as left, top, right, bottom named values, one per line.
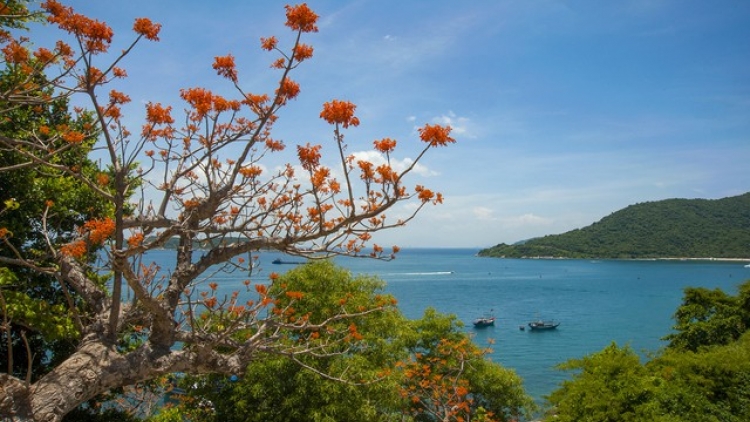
left=0, top=1, right=455, bottom=420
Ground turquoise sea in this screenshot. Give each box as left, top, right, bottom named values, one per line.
left=333, top=249, right=748, bottom=404
left=146, top=248, right=749, bottom=406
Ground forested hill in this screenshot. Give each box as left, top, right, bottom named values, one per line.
left=478, top=193, right=750, bottom=259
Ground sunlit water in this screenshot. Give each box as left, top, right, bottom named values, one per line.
left=143, top=248, right=749, bottom=406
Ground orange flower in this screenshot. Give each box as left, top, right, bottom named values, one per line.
left=373, top=138, right=397, bottom=153
left=320, top=100, right=359, bottom=128
left=112, top=67, right=127, bottom=78
left=418, top=124, right=455, bottom=147
left=297, top=143, right=322, bottom=171
left=265, top=138, right=285, bottom=151
left=310, top=167, right=330, bottom=188
left=83, top=217, right=115, bottom=244
left=62, top=130, right=85, bottom=144
left=109, top=90, right=131, bottom=105
left=127, top=233, right=144, bottom=248
left=2, top=40, right=29, bottom=63
left=293, top=43, right=314, bottom=62
left=357, top=160, right=375, bottom=180
left=285, top=291, right=304, bottom=300
left=204, top=297, right=217, bottom=309
left=285, top=3, right=319, bottom=33
left=277, top=77, right=300, bottom=101
left=44, top=1, right=113, bottom=53
left=60, top=239, right=87, bottom=258
left=180, top=87, right=213, bottom=118
left=239, top=165, right=263, bottom=178
left=0, top=227, right=10, bottom=239
left=271, top=57, right=286, bottom=69
left=96, top=173, right=110, bottom=186
left=145, top=102, right=174, bottom=125
left=415, top=185, right=435, bottom=203
left=33, top=47, right=56, bottom=64
left=213, top=54, right=237, bottom=82
left=133, top=17, right=161, bottom=41
left=260, top=36, right=278, bottom=51
left=376, top=164, right=398, bottom=183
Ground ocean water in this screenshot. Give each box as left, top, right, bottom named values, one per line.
left=334, top=249, right=747, bottom=404
left=143, top=248, right=748, bottom=405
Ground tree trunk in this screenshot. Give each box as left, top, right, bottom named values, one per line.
left=0, top=374, right=33, bottom=421
left=2, top=338, right=154, bottom=422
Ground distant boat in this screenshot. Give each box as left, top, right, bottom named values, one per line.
left=528, top=320, right=560, bottom=331
left=744, top=263, right=750, bottom=268
left=272, top=258, right=303, bottom=265
left=473, top=310, right=496, bottom=328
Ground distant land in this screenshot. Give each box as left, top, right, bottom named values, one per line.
left=478, top=193, right=750, bottom=260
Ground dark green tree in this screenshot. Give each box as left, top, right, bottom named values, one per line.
left=664, top=280, right=750, bottom=352
left=0, top=65, right=112, bottom=378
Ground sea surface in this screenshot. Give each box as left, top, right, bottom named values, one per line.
left=144, top=248, right=749, bottom=406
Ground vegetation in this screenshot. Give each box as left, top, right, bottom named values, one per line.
left=546, top=279, right=750, bottom=421
left=479, top=193, right=750, bottom=259
left=160, top=261, right=534, bottom=422
left=0, top=2, right=457, bottom=421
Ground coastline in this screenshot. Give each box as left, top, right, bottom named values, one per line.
left=480, top=255, right=750, bottom=263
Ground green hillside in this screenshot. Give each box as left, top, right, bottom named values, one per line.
left=478, top=193, right=750, bottom=259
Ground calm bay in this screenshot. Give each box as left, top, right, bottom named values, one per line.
left=145, top=248, right=749, bottom=406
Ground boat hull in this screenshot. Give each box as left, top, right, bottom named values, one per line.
left=528, top=321, right=559, bottom=331
left=473, top=318, right=495, bottom=328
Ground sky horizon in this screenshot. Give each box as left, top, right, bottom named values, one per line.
left=29, top=1, right=750, bottom=248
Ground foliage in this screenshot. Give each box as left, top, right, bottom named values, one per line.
left=546, top=280, right=750, bottom=421
left=0, top=2, right=457, bottom=420
left=478, top=193, right=750, bottom=259
left=398, top=309, right=533, bottom=421
left=663, top=280, right=750, bottom=352
left=0, top=56, right=112, bottom=388
left=548, top=336, right=750, bottom=422
left=164, top=262, right=534, bottom=422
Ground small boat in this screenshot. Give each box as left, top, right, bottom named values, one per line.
left=473, top=310, right=496, bottom=328
left=473, top=316, right=495, bottom=327
left=272, top=258, right=303, bottom=265
left=528, top=320, right=560, bottom=331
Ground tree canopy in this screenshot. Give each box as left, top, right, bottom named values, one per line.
left=0, top=2, right=457, bottom=420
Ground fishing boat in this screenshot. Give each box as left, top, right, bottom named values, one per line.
left=528, top=320, right=560, bottom=331
left=473, top=311, right=496, bottom=328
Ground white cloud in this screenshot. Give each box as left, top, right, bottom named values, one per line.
left=351, top=150, right=438, bottom=177
left=472, top=206, right=496, bottom=221
left=430, top=111, right=473, bottom=138
left=507, top=213, right=553, bottom=227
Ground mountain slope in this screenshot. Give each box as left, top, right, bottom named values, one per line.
left=478, top=193, right=750, bottom=259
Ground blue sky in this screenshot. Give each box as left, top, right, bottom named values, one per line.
left=33, top=1, right=750, bottom=248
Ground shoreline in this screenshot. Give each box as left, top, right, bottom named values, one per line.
left=481, top=255, right=750, bottom=263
